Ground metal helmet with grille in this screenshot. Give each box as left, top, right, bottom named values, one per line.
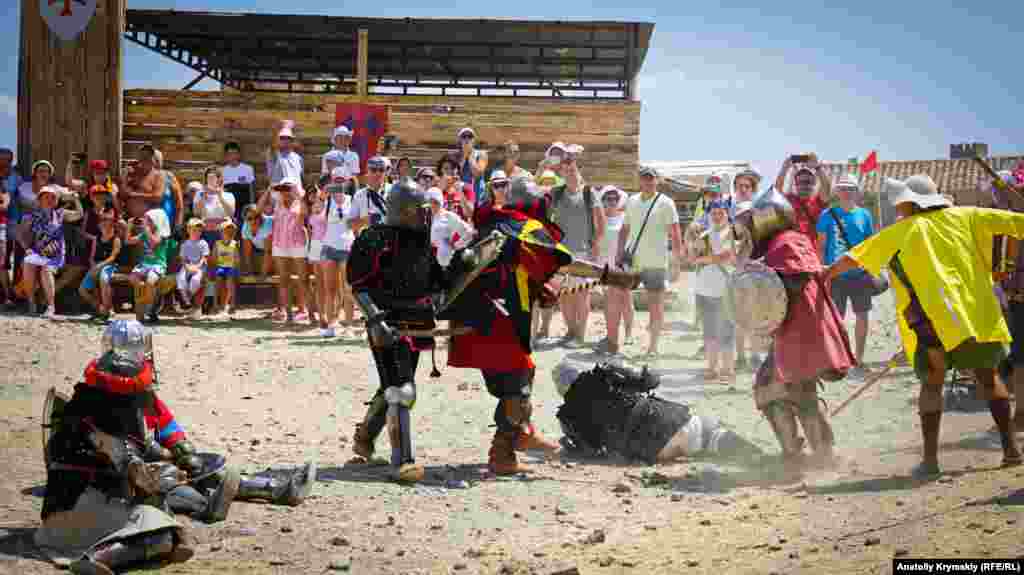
left=506, top=176, right=543, bottom=205
left=745, top=186, right=797, bottom=245
left=101, top=319, right=153, bottom=364
left=384, top=179, right=431, bottom=231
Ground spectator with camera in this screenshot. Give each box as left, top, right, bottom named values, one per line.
left=774, top=152, right=833, bottom=237
left=614, top=165, right=684, bottom=357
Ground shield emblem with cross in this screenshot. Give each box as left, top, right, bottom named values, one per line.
left=41, top=0, right=97, bottom=42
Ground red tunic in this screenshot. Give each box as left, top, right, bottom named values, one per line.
left=786, top=193, right=826, bottom=243
left=448, top=204, right=568, bottom=371
left=762, top=230, right=854, bottom=385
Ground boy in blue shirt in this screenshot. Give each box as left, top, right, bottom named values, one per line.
left=815, top=174, right=875, bottom=371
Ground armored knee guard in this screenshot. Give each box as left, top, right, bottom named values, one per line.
left=762, top=400, right=804, bottom=458
left=73, top=530, right=184, bottom=575
left=384, top=382, right=423, bottom=482
left=195, top=466, right=240, bottom=523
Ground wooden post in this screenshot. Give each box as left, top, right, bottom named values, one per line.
left=18, top=0, right=124, bottom=175
left=357, top=28, right=369, bottom=100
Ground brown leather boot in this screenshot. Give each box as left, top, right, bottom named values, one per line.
left=489, top=431, right=531, bottom=475
left=514, top=423, right=561, bottom=459
left=352, top=422, right=374, bottom=459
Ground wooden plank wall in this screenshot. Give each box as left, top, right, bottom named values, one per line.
left=19, top=0, right=124, bottom=172
left=123, top=90, right=641, bottom=192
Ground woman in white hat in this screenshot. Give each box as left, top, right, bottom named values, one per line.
left=125, top=208, right=173, bottom=323
left=322, top=125, right=360, bottom=178
left=827, top=174, right=1024, bottom=476
left=16, top=184, right=83, bottom=318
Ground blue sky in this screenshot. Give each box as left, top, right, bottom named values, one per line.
left=2, top=1, right=1020, bottom=177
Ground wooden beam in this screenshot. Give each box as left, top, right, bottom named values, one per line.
left=357, top=28, right=369, bottom=100
left=20, top=0, right=124, bottom=172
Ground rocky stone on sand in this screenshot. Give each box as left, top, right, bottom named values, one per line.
left=582, top=529, right=606, bottom=545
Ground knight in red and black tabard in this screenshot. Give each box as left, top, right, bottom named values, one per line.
left=441, top=177, right=577, bottom=475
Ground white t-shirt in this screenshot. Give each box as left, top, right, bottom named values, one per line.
left=600, top=213, right=625, bottom=266
left=321, top=148, right=360, bottom=177
left=623, top=192, right=679, bottom=271
left=323, top=192, right=356, bottom=252
left=194, top=189, right=237, bottom=221
left=179, top=238, right=210, bottom=266
left=222, top=163, right=255, bottom=186
left=267, top=151, right=304, bottom=185
left=430, top=209, right=474, bottom=267
left=693, top=224, right=735, bottom=298
left=350, top=185, right=390, bottom=227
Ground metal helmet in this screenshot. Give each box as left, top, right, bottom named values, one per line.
left=506, top=176, right=543, bottom=205
left=101, top=319, right=153, bottom=364
left=745, top=186, right=796, bottom=245
left=384, top=179, right=432, bottom=230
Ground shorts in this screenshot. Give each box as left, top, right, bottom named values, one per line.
left=830, top=275, right=872, bottom=316
left=25, top=252, right=62, bottom=274
left=636, top=268, right=668, bottom=291
left=321, top=245, right=349, bottom=263
left=912, top=337, right=1007, bottom=385
left=307, top=239, right=323, bottom=263
left=696, top=294, right=734, bottom=344
left=1007, top=301, right=1024, bottom=367
left=272, top=245, right=306, bottom=259
left=81, top=264, right=116, bottom=290
left=215, top=267, right=239, bottom=279
left=131, top=263, right=166, bottom=285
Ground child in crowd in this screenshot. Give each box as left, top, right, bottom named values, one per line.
left=427, top=186, right=474, bottom=267
left=241, top=203, right=273, bottom=276
left=125, top=208, right=172, bottom=324
left=689, top=199, right=738, bottom=383
left=306, top=186, right=328, bottom=326
left=259, top=177, right=308, bottom=322
left=176, top=218, right=209, bottom=319
left=319, top=177, right=356, bottom=336
left=213, top=220, right=240, bottom=318
left=78, top=209, right=121, bottom=321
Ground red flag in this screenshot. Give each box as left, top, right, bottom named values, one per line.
left=861, top=151, right=878, bottom=174
left=335, top=104, right=389, bottom=174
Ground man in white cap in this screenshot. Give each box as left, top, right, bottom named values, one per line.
left=615, top=165, right=684, bottom=357
left=322, top=125, right=360, bottom=179
left=815, top=173, right=877, bottom=374
left=266, top=121, right=305, bottom=186
left=827, top=174, right=1024, bottom=476
left=349, top=156, right=391, bottom=236
left=456, top=127, right=487, bottom=206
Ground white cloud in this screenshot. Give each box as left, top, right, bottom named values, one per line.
left=0, top=94, right=16, bottom=120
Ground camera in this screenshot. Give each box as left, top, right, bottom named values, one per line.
left=790, top=154, right=811, bottom=165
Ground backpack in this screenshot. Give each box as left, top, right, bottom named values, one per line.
left=551, top=184, right=595, bottom=246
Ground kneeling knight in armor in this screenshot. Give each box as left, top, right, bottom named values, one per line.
left=36, top=320, right=194, bottom=575
left=347, top=179, right=450, bottom=482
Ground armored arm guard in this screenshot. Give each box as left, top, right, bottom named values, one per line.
left=354, top=291, right=397, bottom=348
left=171, top=440, right=204, bottom=477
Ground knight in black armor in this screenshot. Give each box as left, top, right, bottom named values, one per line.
left=554, top=361, right=763, bottom=463
left=138, top=392, right=315, bottom=521
left=347, top=179, right=449, bottom=482
left=35, top=320, right=194, bottom=575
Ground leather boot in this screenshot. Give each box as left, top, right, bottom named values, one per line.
left=72, top=532, right=177, bottom=575
left=914, top=412, right=942, bottom=478
left=353, top=393, right=387, bottom=460
left=514, top=422, right=561, bottom=459
left=489, top=431, right=530, bottom=475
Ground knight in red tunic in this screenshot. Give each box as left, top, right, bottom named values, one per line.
left=442, top=177, right=576, bottom=474
left=736, top=187, right=855, bottom=468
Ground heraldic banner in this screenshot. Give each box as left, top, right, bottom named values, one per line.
left=335, top=104, right=389, bottom=175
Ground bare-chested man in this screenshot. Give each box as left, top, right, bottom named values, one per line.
left=123, top=145, right=164, bottom=220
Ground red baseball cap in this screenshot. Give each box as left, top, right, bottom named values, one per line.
left=90, top=159, right=109, bottom=172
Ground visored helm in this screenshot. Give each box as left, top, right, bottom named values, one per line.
left=384, top=179, right=432, bottom=231
left=101, top=319, right=153, bottom=364
left=742, top=186, right=797, bottom=245
left=506, top=176, right=543, bottom=205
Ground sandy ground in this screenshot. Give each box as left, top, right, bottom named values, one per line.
left=1, top=277, right=1023, bottom=575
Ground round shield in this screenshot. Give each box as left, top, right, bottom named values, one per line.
left=729, top=263, right=788, bottom=335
